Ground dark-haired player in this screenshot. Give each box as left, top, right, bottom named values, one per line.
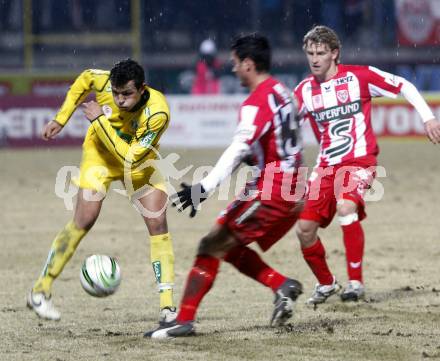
left=27, top=59, right=177, bottom=325
left=145, top=34, right=304, bottom=339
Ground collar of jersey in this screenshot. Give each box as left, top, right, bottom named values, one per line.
left=129, top=89, right=150, bottom=113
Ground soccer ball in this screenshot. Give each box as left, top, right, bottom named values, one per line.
left=79, top=255, right=121, bottom=297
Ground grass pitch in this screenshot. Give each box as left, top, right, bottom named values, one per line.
left=1, top=140, right=440, bottom=360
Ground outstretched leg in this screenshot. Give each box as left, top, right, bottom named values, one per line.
left=28, top=189, right=102, bottom=320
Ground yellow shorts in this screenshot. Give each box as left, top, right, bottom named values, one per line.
left=75, top=133, right=167, bottom=196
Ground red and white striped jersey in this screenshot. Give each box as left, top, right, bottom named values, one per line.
left=235, top=77, right=302, bottom=199
left=200, top=77, right=303, bottom=199
left=236, top=77, right=302, bottom=172
left=295, top=64, right=403, bottom=167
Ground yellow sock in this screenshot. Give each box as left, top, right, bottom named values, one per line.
left=150, top=233, right=175, bottom=309
left=33, top=220, right=87, bottom=297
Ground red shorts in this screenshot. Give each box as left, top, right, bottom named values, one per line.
left=300, top=158, right=376, bottom=228
left=217, top=196, right=302, bottom=252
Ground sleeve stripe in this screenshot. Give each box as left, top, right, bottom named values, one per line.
left=147, top=111, right=169, bottom=129
left=95, top=116, right=126, bottom=161
left=54, top=87, right=89, bottom=123
left=136, top=111, right=169, bottom=139
left=74, top=72, right=93, bottom=105
left=131, top=116, right=170, bottom=165
left=74, top=89, right=89, bottom=105
left=96, top=76, right=110, bottom=92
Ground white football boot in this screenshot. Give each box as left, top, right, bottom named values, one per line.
left=340, top=280, right=365, bottom=302
left=144, top=320, right=195, bottom=339
left=26, top=291, right=60, bottom=321
left=159, top=306, right=177, bottom=324
left=307, top=276, right=341, bottom=305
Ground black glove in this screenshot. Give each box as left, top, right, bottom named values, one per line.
left=170, top=182, right=209, bottom=218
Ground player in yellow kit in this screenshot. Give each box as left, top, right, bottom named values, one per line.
left=27, top=59, right=176, bottom=325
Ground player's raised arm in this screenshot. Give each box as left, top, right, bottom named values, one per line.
left=366, top=66, right=440, bottom=144
left=398, top=71, right=440, bottom=144
left=398, top=77, right=440, bottom=144
left=53, top=70, right=97, bottom=126
left=41, top=69, right=97, bottom=140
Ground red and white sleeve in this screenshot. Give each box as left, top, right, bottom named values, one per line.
left=367, top=66, right=434, bottom=123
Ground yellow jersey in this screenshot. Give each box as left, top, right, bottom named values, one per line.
left=54, top=68, right=170, bottom=167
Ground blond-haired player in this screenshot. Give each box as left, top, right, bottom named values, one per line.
left=27, top=59, right=176, bottom=325
left=294, top=26, right=440, bottom=304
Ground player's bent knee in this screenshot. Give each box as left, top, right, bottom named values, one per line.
left=338, top=213, right=359, bottom=226
left=336, top=199, right=357, bottom=217
left=296, top=221, right=317, bottom=238
left=145, top=217, right=168, bottom=235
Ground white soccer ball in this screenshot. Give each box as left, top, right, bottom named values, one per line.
left=79, top=255, right=121, bottom=297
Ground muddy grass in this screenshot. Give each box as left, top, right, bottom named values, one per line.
left=1, top=140, right=439, bottom=360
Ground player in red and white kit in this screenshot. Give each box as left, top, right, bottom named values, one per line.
left=145, top=34, right=304, bottom=339
left=294, top=25, right=440, bottom=304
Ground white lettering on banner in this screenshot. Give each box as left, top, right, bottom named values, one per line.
left=1, top=96, right=439, bottom=146
left=63, top=111, right=89, bottom=137
left=413, top=109, right=426, bottom=133
left=0, top=110, right=7, bottom=135
left=34, top=110, right=50, bottom=134
left=372, top=103, right=440, bottom=135
left=0, top=107, right=88, bottom=141
left=388, top=106, right=411, bottom=135
left=371, top=106, right=386, bottom=134
left=163, top=95, right=245, bottom=147
left=32, top=108, right=56, bottom=136
left=7, top=108, right=34, bottom=138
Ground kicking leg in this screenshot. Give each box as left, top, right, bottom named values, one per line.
left=28, top=189, right=102, bottom=320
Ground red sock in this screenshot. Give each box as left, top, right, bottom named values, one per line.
left=224, top=246, right=287, bottom=291
left=341, top=221, right=364, bottom=282
left=176, top=255, right=220, bottom=323
left=301, top=238, right=334, bottom=285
